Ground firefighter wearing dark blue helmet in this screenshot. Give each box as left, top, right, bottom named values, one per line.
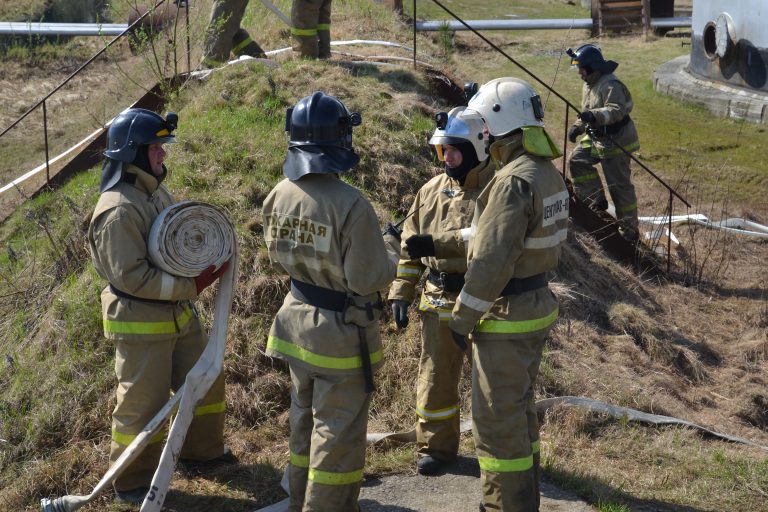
left=100, top=108, right=178, bottom=192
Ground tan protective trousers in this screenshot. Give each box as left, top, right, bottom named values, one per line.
left=287, top=366, right=370, bottom=512
left=472, top=335, right=546, bottom=512
left=568, top=144, right=639, bottom=230
left=416, top=311, right=469, bottom=461
left=110, top=317, right=225, bottom=491
left=203, top=0, right=264, bottom=66
left=291, top=0, right=333, bottom=59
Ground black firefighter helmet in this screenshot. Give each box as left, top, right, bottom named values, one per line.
left=566, top=44, right=618, bottom=76
left=100, top=108, right=178, bottom=192
left=282, top=91, right=362, bottom=181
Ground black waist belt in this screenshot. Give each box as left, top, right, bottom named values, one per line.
left=602, top=115, right=631, bottom=135
left=109, top=285, right=174, bottom=305
left=427, top=269, right=465, bottom=293
left=290, top=278, right=348, bottom=312
left=499, top=273, right=548, bottom=296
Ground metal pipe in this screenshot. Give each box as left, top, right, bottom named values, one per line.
left=0, top=16, right=693, bottom=37
left=415, top=17, right=691, bottom=31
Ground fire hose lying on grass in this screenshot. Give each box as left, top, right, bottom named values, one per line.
left=41, top=201, right=238, bottom=512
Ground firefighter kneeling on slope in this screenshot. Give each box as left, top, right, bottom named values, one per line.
left=88, top=108, right=233, bottom=506
left=566, top=43, right=640, bottom=243
left=388, top=105, right=494, bottom=476
left=448, top=78, right=569, bottom=512
left=262, top=91, right=400, bottom=511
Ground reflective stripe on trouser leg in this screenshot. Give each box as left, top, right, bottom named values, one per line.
left=232, top=27, right=265, bottom=57
left=111, top=337, right=174, bottom=491
left=174, top=320, right=226, bottom=460
left=472, top=334, right=547, bottom=512
left=317, top=0, right=332, bottom=58
left=288, top=366, right=314, bottom=512
left=416, top=311, right=466, bottom=460
left=292, top=0, right=321, bottom=58
left=203, top=0, right=249, bottom=63
left=304, top=370, right=370, bottom=511
left=568, top=143, right=605, bottom=207
left=602, top=153, right=639, bottom=228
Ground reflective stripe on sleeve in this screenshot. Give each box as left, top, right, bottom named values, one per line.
left=103, top=306, right=194, bottom=335
left=290, top=451, right=309, bottom=468
left=476, top=308, right=559, bottom=334
left=571, top=172, right=600, bottom=184
left=159, top=272, right=174, bottom=300
left=479, top=454, right=534, bottom=473
left=397, top=264, right=422, bottom=278
left=416, top=403, right=459, bottom=421
left=267, top=336, right=383, bottom=370
left=524, top=228, right=568, bottom=249
left=458, top=289, right=493, bottom=313
left=308, top=467, right=363, bottom=485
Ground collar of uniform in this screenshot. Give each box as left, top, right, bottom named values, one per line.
left=123, top=163, right=161, bottom=194
left=461, top=158, right=490, bottom=190
left=489, top=132, right=525, bottom=167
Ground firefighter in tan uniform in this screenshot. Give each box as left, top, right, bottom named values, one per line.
left=566, top=44, right=640, bottom=241
left=202, top=0, right=267, bottom=68
left=262, top=92, right=399, bottom=511
left=88, top=109, right=231, bottom=505
left=388, top=106, right=493, bottom=476
left=448, top=78, right=569, bottom=512
left=291, top=0, right=333, bottom=59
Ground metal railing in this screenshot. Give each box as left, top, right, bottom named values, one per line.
left=413, top=0, right=690, bottom=272
left=0, top=0, right=186, bottom=194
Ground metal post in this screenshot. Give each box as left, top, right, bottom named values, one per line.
left=667, top=192, right=673, bottom=273
left=413, top=0, right=417, bottom=68
left=562, top=107, right=569, bottom=178
left=42, top=100, right=51, bottom=185
left=185, top=0, right=191, bottom=74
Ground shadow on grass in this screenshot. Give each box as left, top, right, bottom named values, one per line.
left=545, top=466, right=710, bottom=512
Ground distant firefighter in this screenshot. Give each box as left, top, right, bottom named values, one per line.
left=202, top=0, right=267, bottom=68
left=291, top=0, right=333, bottom=59
left=566, top=43, right=640, bottom=242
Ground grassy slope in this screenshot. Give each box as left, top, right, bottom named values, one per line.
left=1, top=1, right=767, bottom=511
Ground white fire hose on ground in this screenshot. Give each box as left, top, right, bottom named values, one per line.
left=41, top=201, right=238, bottom=512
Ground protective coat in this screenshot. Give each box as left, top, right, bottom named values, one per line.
left=388, top=159, right=493, bottom=461
left=569, top=71, right=640, bottom=228
left=449, top=133, right=568, bottom=512
left=88, top=165, right=225, bottom=491
left=263, top=173, right=398, bottom=511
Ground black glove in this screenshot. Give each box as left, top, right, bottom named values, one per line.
left=391, top=300, right=409, bottom=329
left=567, top=125, right=582, bottom=143
left=383, top=222, right=402, bottom=243
left=450, top=328, right=468, bottom=351
left=578, top=110, right=596, bottom=124
left=404, top=234, right=435, bottom=259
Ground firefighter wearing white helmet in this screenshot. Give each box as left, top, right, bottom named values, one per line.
left=262, top=92, right=400, bottom=511
left=88, top=109, right=232, bottom=505
left=388, top=106, right=494, bottom=476
left=449, top=78, right=569, bottom=512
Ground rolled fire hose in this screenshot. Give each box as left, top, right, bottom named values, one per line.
left=41, top=201, right=238, bottom=512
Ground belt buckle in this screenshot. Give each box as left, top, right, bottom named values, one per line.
left=438, top=271, right=448, bottom=290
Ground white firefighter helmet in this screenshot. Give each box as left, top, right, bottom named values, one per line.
left=428, top=106, right=486, bottom=162
left=460, top=77, right=545, bottom=137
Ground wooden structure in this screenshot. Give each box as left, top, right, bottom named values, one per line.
left=591, top=0, right=650, bottom=36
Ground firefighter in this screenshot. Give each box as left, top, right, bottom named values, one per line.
left=448, top=78, right=569, bottom=512
left=566, top=43, right=640, bottom=242
left=262, top=92, right=400, bottom=511
left=202, top=0, right=267, bottom=69
left=388, top=106, right=493, bottom=476
left=88, top=108, right=231, bottom=505
left=291, top=0, right=333, bottom=59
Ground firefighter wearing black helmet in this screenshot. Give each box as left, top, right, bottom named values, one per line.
left=262, top=92, right=399, bottom=511
left=566, top=43, right=640, bottom=242
left=88, top=109, right=232, bottom=505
